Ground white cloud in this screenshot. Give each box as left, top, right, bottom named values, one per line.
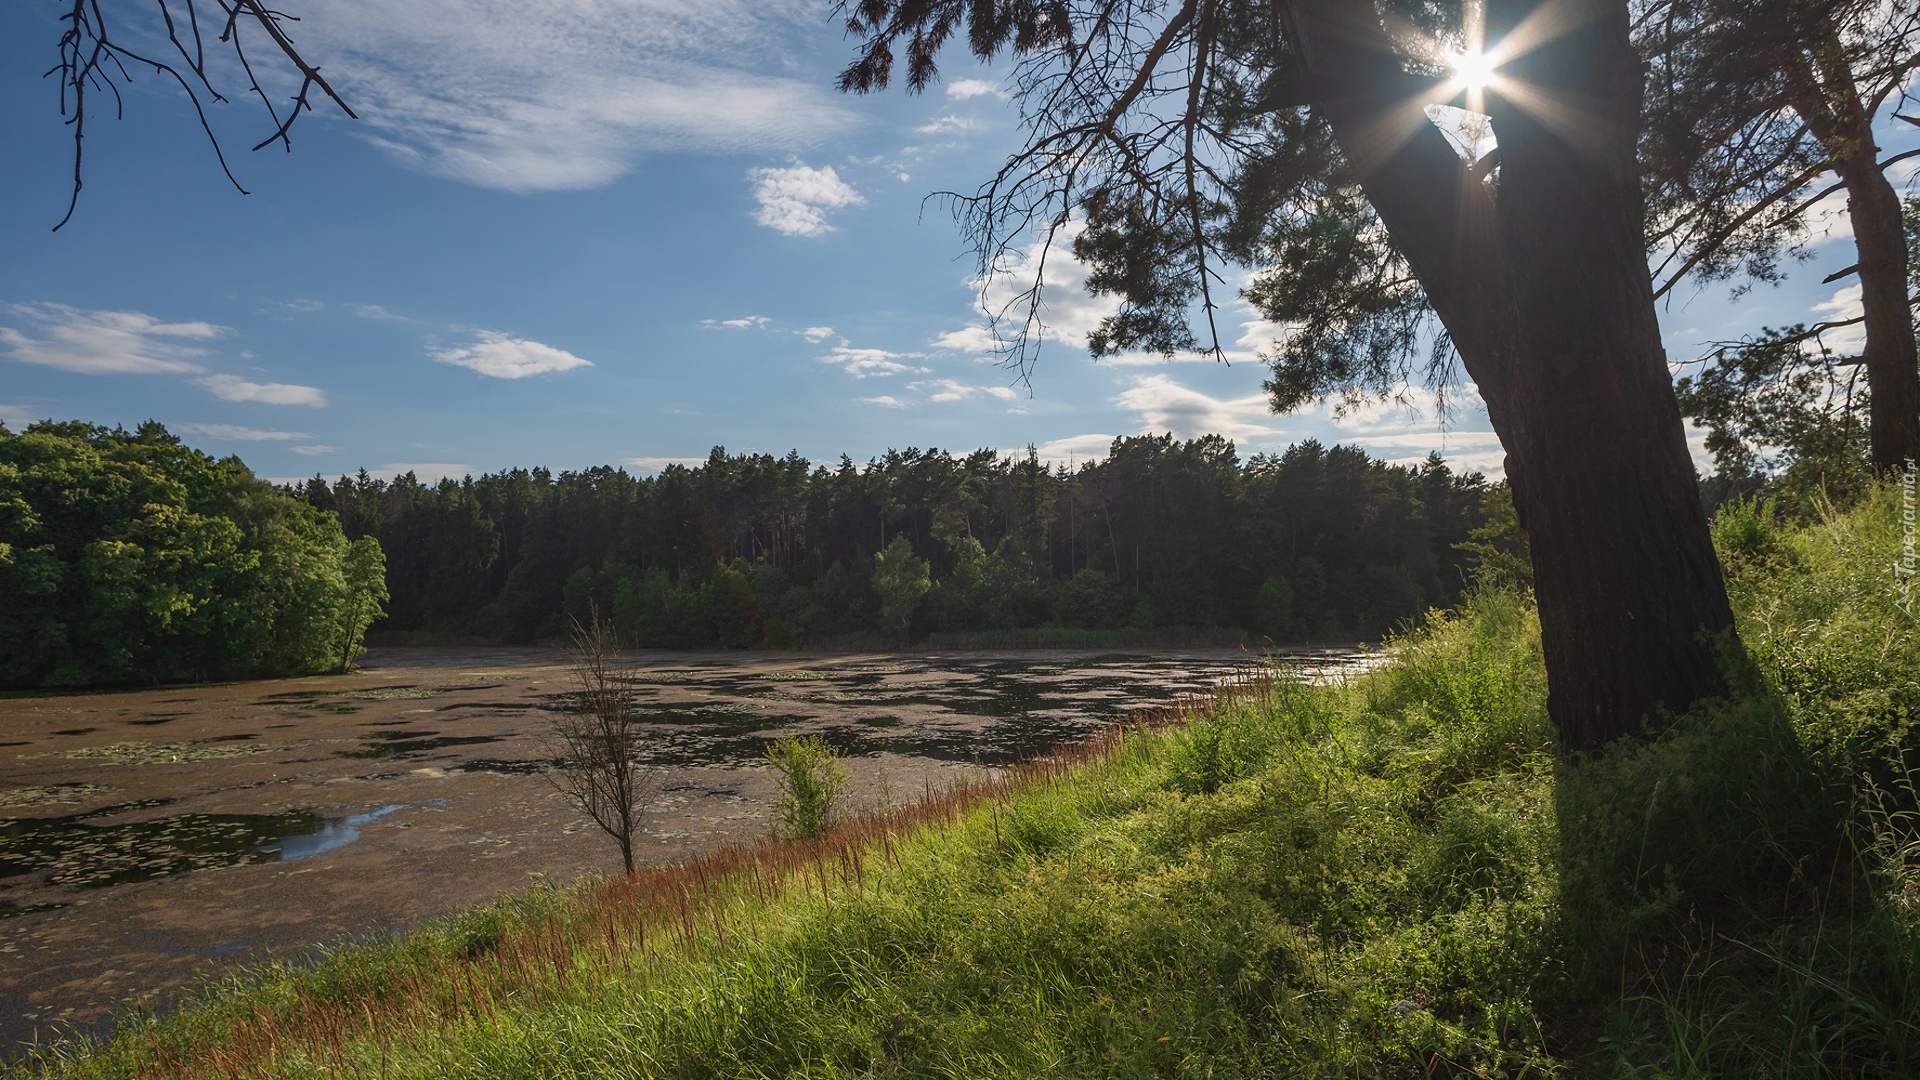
left=622, top=456, right=707, bottom=473
left=283, top=0, right=856, bottom=192
left=200, top=375, right=328, bottom=407
left=1683, top=424, right=1714, bottom=477
left=431, top=331, right=593, bottom=378
left=820, top=346, right=928, bottom=378
left=1, top=303, right=222, bottom=375
left=290, top=444, right=341, bottom=456
left=1316, top=383, right=1506, bottom=477
left=799, top=326, right=836, bottom=343
left=1034, top=434, right=1119, bottom=463
left=945, top=79, right=1005, bottom=100
left=1804, top=180, right=1855, bottom=244
left=856, top=395, right=908, bottom=407
left=907, top=378, right=1019, bottom=403
left=915, top=114, right=975, bottom=134
left=1112, top=375, right=1280, bottom=440
left=930, top=324, right=1000, bottom=355
left=702, top=315, right=771, bottom=330
left=930, top=223, right=1120, bottom=360
left=354, top=305, right=408, bottom=321
left=282, top=299, right=326, bottom=313
left=749, top=162, right=865, bottom=236
left=1809, top=283, right=1867, bottom=354
left=366, top=462, right=474, bottom=483
left=931, top=233, right=1301, bottom=371
left=0, top=404, right=43, bottom=427
left=174, top=423, right=309, bottom=441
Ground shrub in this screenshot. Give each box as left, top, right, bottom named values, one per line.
left=766, top=734, right=848, bottom=839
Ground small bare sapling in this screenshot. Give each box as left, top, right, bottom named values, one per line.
left=543, top=614, right=653, bottom=875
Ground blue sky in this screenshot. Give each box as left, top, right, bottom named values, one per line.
left=1, top=1, right=1910, bottom=485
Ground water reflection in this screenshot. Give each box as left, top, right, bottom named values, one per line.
left=275, top=805, right=404, bottom=861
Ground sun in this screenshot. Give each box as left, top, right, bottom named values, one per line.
left=1452, top=50, right=1496, bottom=91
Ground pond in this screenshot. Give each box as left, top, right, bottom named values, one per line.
left=0, top=644, right=1370, bottom=1051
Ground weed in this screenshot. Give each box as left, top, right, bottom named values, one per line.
left=766, top=734, right=848, bottom=840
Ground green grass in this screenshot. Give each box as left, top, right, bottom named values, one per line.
left=14, top=483, right=1920, bottom=1078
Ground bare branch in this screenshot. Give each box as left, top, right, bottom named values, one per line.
left=46, top=0, right=353, bottom=230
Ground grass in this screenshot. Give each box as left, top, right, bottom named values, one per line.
left=11, top=484, right=1919, bottom=1077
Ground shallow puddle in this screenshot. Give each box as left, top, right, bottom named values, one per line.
left=278, top=805, right=406, bottom=861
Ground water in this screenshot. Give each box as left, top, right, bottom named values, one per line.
left=276, top=805, right=405, bottom=861
left=0, top=804, right=326, bottom=888
left=565, top=652, right=1358, bottom=769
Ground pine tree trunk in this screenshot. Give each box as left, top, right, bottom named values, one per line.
left=1778, top=20, right=1920, bottom=474
left=1296, top=0, right=1736, bottom=752
left=1486, top=0, right=1735, bottom=751
left=1839, top=141, right=1920, bottom=474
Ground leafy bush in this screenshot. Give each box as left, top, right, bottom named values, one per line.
left=766, top=734, right=848, bottom=839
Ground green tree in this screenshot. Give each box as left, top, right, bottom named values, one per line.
left=871, top=534, right=931, bottom=642
left=337, top=536, right=390, bottom=672
left=0, top=420, right=382, bottom=686
left=1453, top=484, right=1534, bottom=589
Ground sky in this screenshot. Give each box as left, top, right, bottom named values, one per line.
left=1, top=1, right=1911, bottom=487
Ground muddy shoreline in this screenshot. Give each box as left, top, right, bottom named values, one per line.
left=0, top=645, right=1362, bottom=1052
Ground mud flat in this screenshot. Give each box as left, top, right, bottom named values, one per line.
left=0, top=645, right=1367, bottom=1051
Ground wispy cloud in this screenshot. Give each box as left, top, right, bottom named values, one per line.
left=929, top=224, right=1120, bottom=360
left=856, top=395, right=907, bottom=408
left=945, top=79, right=1005, bottom=100
left=174, top=423, right=309, bottom=441
left=1112, top=375, right=1279, bottom=440
left=622, top=456, right=707, bottom=473
left=290, top=444, right=341, bottom=456
left=821, top=345, right=928, bottom=378
left=1, top=303, right=222, bottom=375
left=354, top=305, right=408, bottom=321
left=432, top=331, right=593, bottom=378
left=914, top=114, right=975, bottom=134
left=200, top=375, right=329, bottom=407
left=1034, top=434, right=1119, bottom=463
left=701, top=316, right=772, bottom=330
left=286, top=0, right=856, bottom=192
left=0, top=404, right=44, bottom=427
left=749, top=162, right=865, bottom=236
left=906, top=378, right=1018, bottom=403
left=799, top=326, right=836, bottom=342
left=1810, top=283, right=1866, bottom=354
left=365, top=462, right=474, bottom=483
left=929, top=230, right=1297, bottom=369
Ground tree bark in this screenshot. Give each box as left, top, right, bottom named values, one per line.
left=1486, top=0, right=1736, bottom=751
left=1292, top=0, right=1736, bottom=752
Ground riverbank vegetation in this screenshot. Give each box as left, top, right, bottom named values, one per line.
left=293, top=435, right=1492, bottom=649
left=15, top=477, right=1913, bottom=1077
left=0, top=421, right=386, bottom=688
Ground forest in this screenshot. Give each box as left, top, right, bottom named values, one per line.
left=290, top=435, right=1498, bottom=649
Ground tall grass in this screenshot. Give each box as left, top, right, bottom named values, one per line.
left=14, top=483, right=1918, bottom=1077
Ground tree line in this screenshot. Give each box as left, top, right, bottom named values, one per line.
left=0, top=421, right=387, bottom=688
left=292, top=436, right=1493, bottom=648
